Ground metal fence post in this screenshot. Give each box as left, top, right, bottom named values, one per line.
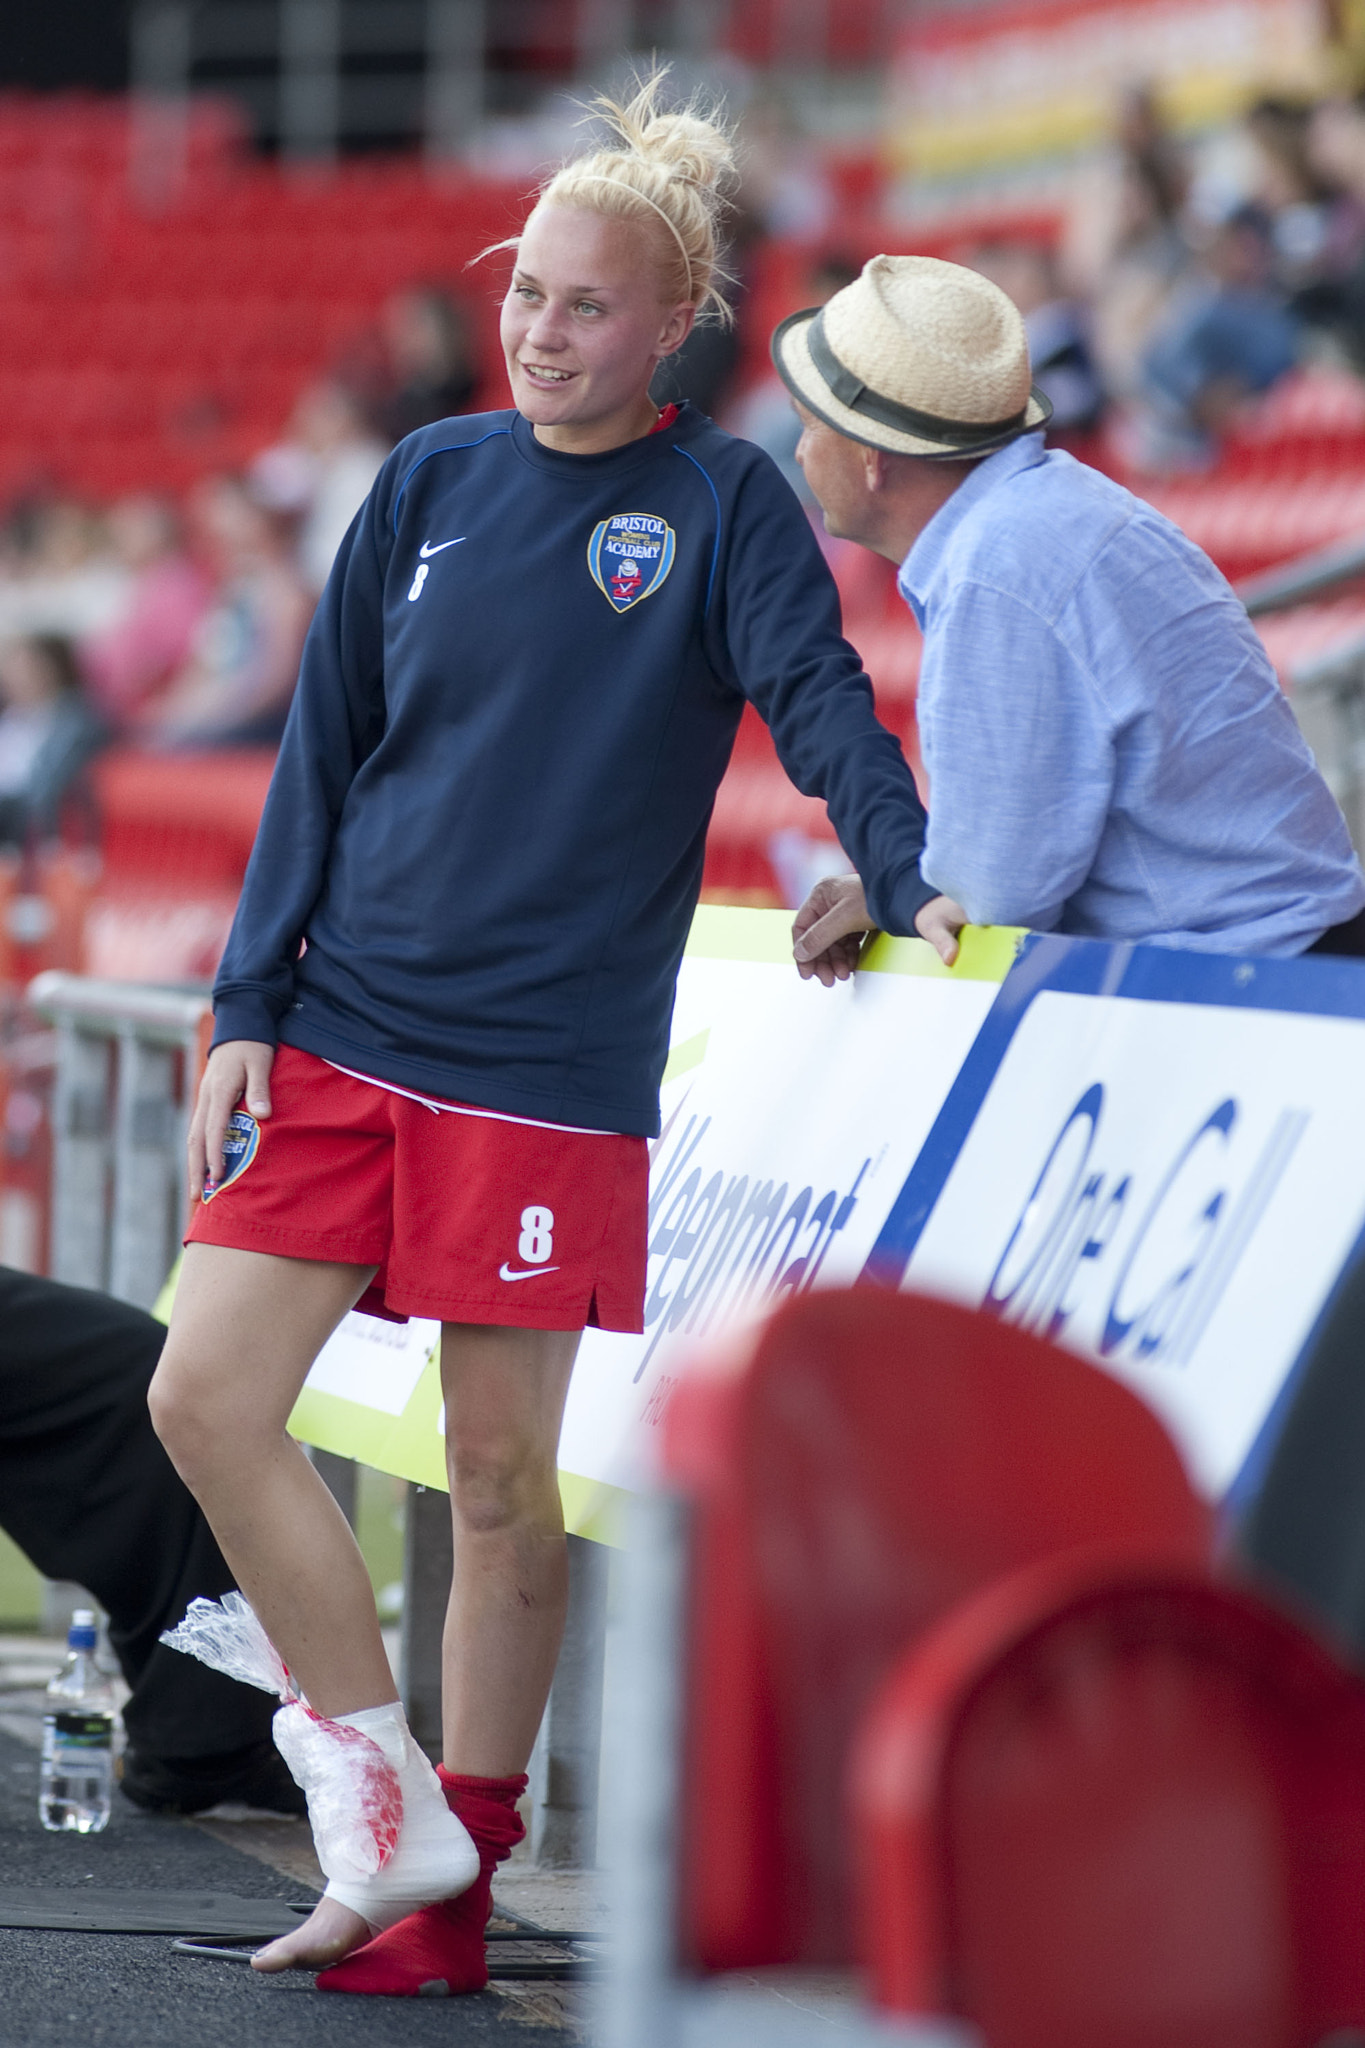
left=599, top=1492, right=688, bottom=2048
left=108, top=1028, right=181, bottom=1309
left=399, top=1482, right=453, bottom=1760
left=424, top=0, right=484, bottom=162
left=129, top=1, right=191, bottom=209
left=531, top=1530, right=609, bottom=1866
left=280, top=0, right=341, bottom=163
left=48, top=1022, right=111, bottom=1290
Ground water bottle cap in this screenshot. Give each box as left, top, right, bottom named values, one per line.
left=67, top=1609, right=97, bottom=1649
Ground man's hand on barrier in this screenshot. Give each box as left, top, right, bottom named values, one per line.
left=189, top=1040, right=275, bottom=1197
left=793, top=874, right=968, bottom=981
left=914, top=893, right=968, bottom=967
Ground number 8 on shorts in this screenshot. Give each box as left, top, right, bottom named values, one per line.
left=518, top=1207, right=555, bottom=1265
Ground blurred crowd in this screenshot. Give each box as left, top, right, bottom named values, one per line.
left=1016, top=85, right=1365, bottom=468
left=688, top=85, right=1365, bottom=493
left=0, top=284, right=478, bottom=851
left=12, top=82, right=1365, bottom=851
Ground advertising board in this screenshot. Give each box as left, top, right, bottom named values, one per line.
left=287, top=912, right=1365, bottom=1537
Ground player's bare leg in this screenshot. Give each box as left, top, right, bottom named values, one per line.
left=439, top=1322, right=581, bottom=1773
left=313, top=1323, right=580, bottom=1996
left=149, top=1241, right=394, bottom=1970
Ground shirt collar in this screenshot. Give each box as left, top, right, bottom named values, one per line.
left=897, top=432, right=1049, bottom=623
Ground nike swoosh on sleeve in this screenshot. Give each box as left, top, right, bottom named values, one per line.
left=498, top=1262, right=562, bottom=1281
left=420, top=537, right=467, bottom=557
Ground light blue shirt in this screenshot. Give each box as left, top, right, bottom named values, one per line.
left=899, top=435, right=1365, bottom=954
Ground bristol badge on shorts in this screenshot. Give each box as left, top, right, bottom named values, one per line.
left=587, top=512, right=676, bottom=613
left=202, top=1109, right=260, bottom=1201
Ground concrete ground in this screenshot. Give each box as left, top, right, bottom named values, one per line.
left=0, top=1635, right=596, bottom=2048
left=1, top=1631, right=871, bottom=2047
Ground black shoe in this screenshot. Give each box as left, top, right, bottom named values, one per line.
left=120, top=1740, right=306, bottom=1817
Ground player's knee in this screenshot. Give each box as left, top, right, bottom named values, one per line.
left=148, top=1366, right=200, bottom=1474
left=446, top=1431, right=552, bottom=1535
left=148, top=1362, right=237, bottom=1488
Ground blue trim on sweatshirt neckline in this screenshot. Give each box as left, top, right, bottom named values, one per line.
left=392, top=428, right=513, bottom=535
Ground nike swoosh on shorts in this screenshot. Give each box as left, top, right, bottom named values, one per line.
left=498, top=1262, right=562, bottom=1281
left=420, top=537, right=466, bottom=557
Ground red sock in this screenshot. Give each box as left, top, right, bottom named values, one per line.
left=317, top=1768, right=526, bottom=1997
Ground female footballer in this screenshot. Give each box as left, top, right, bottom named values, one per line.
left=149, top=73, right=954, bottom=1997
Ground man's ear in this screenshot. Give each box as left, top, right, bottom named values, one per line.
left=862, top=445, right=887, bottom=492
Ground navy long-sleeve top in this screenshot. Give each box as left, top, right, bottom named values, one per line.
left=211, top=403, right=933, bottom=1136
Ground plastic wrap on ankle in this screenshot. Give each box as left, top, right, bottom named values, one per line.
left=161, top=1592, right=402, bottom=1876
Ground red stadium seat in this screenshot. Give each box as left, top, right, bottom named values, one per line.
left=660, top=1289, right=1212, bottom=1972
left=854, top=1557, right=1365, bottom=2047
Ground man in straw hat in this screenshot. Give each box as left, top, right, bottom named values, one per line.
left=773, top=255, right=1365, bottom=979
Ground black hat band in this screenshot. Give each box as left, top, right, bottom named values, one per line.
left=804, top=308, right=1031, bottom=449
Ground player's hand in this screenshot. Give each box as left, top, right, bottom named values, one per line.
left=793, top=875, right=970, bottom=981
left=914, top=893, right=968, bottom=967
left=189, top=1041, right=275, bottom=1198
left=792, top=874, right=875, bottom=985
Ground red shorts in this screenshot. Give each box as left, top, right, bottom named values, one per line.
left=185, top=1045, right=649, bottom=1331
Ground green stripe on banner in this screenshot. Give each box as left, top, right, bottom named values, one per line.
left=289, top=1360, right=449, bottom=1491
left=661, top=1027, right=710, bottom=1083
left=684, top=902, right=1020, bottom=982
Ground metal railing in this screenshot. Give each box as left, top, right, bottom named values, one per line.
left=1233, top=531, right=1365, bottom=859
left=1237, top=532, right=1365, bottom=618
left=28, top=971, right=211, bottom=1311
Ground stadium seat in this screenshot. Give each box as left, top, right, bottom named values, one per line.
left=78, top=749, right=274, bottom=980
left=660, top=1288, right=1212, bottom=1971
left=853, top=1556, right=1365, bottom=2047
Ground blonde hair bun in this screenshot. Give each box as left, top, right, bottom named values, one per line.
left=537, top=69, right=737, bottom=323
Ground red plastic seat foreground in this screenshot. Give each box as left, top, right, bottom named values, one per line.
left=853, top=1558, right=1365, bottom=2048
left=660, top=1289, right=1212, bottom=1973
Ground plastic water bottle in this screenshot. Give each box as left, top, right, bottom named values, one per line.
left=40, top=1609, right=116, bottom=1833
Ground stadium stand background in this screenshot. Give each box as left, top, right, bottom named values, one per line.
left=6, top=0, right=1365, bottom=1269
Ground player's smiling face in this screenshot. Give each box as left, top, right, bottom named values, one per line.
left=501, top=203, right=695, bottom=454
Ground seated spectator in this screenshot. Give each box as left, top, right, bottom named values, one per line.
left=1063, top=82, right=1192, bottom=405
left=969, top=241, right=1105, bottom=445
left=252, top=381, right=387, bottom=598
left=727, top=253, right=860, bottom=505
left=78, top=495, right=211, bottom=730
left=1246, top=95, right=1358, bottom=296
left=0, top=633, right=104, bottom=848
left=373, top=285, right=477, bottom=443
left=1303, top=92, right=1365, bottom=368
left=142, top=476, right=311, bottom=751
left=0, top=494, right=127, bottom=642
left=1131, top=203, right=1299, bottom=467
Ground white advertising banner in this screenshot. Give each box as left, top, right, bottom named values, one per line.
left=863, top=937, right=1365, bottom=1503
left=287, top=915, right=1365, bottom=1536
left=287, top=907, right=1013, bottom=1538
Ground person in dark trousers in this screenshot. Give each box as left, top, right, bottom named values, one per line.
left=0, top=1264, right=303, bottom=1816
left=1238, top=1244, right=1365, bottom=1659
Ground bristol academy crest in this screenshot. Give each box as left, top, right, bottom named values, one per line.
left=587, top=513, right=676, bottom=613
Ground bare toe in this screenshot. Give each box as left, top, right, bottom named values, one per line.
left=252, top=1899, right=372, bottom=1972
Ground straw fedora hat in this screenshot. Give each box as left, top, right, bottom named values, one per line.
left=771, top=254, right=1052, bottom=461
